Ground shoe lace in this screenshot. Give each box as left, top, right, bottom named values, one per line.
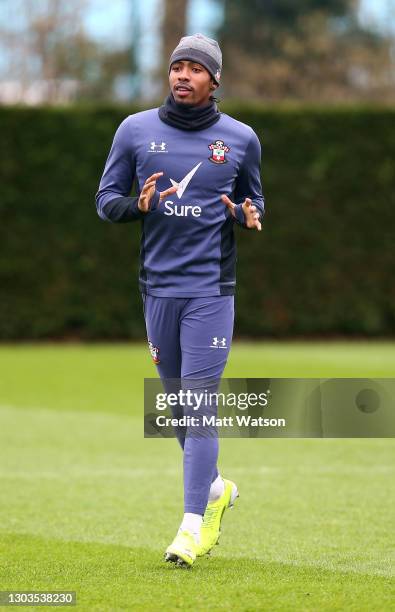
left=202, top=505, right=219, bottom=528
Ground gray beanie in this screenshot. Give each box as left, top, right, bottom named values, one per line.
left=169, top=33, right=222, bottom=84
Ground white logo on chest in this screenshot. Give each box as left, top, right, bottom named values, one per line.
left=164, top=162, right=202, bottom=217
left=164, top=202, right=202, bottom=217
left=148, top=141, right=167, bottom=152
left=169, top=162, right=202, bottom=199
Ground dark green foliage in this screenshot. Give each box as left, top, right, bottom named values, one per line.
left=1, top=105, right=394, bottom=339
left=221, top=0, right=350, bottom=34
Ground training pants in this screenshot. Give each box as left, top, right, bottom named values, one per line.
left=143, top=295, right=234, bottom=515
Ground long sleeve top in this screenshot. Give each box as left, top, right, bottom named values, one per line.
left=96, top=109, right=265, bottom=297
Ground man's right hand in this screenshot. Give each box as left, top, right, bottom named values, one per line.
left=138, top=172, right=178, bottom=212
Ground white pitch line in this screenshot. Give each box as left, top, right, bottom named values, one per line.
left=0, top=468, right=179, bottom=479
left=0, top=465, right=393, bottom=480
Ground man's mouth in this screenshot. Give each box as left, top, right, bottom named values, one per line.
left=175, top=85, right=193, bottom=93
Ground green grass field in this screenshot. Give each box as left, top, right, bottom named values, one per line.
left=0, top=342, right=394, bottom=611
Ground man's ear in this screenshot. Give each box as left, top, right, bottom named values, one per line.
left=210, top=81, right=218, bottom=91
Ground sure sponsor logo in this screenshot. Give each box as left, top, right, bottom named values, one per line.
left=163, top=162, right=203, bottom=218
left=163, top=201, right=202, bottom=217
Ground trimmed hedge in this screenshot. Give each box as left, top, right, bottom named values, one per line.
left=0, top=105, right=394, bottom=339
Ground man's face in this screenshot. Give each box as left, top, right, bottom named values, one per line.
left=169, top=60, right=215, bottom=106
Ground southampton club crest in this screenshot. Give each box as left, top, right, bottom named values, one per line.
left=208, top=139, right=230, bottom=164
left=148, top=340, right=160, bottom=364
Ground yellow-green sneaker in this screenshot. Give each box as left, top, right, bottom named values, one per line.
left=196, top=478, right=239, bottom=556
left=164, top=529, right=197, bottom=567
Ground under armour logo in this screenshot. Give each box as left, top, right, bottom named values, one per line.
left=148, top=141, right=167, bottom=152
left=211, top=337, right=227, bottom=349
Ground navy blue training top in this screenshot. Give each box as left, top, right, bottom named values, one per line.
left=95, top=109, right=265, bottom=297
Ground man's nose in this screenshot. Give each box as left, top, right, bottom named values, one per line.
left=178, top=70, right=190, bottom=80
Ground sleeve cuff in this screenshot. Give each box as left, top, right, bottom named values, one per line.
left=149, top=190, right=161, bottom=212
left=234, top=203, right=246, bottom=227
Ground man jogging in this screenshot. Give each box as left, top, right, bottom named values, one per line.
left=96, top=33, right=264, bottom=567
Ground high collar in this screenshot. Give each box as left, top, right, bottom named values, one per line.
left=158, top=93, right=221, bottom=131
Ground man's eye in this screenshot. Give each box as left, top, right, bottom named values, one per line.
left=192, top=68, right=201, bottom=73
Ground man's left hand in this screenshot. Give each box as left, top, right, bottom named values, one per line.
left=221, top=195, right=262, bottom=231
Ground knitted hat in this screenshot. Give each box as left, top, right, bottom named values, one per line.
left=169, top=33, right=222, bottom=84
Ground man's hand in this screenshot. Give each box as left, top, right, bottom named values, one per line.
left=221, top=194, right=262, bottom=231
left=138, top=172, right=178, bottom=213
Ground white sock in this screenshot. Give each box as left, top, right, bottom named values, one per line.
left=208, top=475, right=225, bottom=502
left=179, top=513, right=202, bottom=543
